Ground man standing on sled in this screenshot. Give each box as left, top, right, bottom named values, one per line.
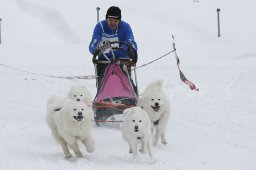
left=89, top=6, right=138, bottom=90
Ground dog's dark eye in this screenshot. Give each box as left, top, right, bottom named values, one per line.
left=74, top=109, right=77, bottom=111
left=139, top=120, right=142, bottom=122
left=82, top=109, right=84, bottom=111
left=132, top=120, right=135, bottom=122
left=158, top=99, right=160, bottom=101
left=80, top=95, right=83, bottom=97
left=74, top=95, right=77, bottom=97
left=151, top=99, right=154, bottom=101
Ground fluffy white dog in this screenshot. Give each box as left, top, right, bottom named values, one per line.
left=46, top=96, right=95, bottom=159
left=121, top=107, right=153, bottom=160
left=68, top=86, right=92, bottom=106
left=139, top=80, right=170, bottom=145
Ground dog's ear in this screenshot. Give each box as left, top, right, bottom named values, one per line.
left=123, top=109, right=129, bottom=117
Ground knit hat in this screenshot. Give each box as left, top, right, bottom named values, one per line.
left=106, top=6, right=121, bottom=20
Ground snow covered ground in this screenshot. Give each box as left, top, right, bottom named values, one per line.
left=0, top=0, right=256, bottom=169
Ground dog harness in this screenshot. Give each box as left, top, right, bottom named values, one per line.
left=54, top=108, right=62, bottom=112
left=153, top=119, right=160, bottom=125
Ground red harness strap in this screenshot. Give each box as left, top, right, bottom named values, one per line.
left=93, top=101, right=136, bottom=112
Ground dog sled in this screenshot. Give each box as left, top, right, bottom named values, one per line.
left=92, top=41, right=138, bottom=126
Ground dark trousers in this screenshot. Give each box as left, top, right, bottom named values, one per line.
left=95, top=64, right=107, bottom=90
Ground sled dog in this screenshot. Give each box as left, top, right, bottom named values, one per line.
left=68, top=85, right=92, bottom=106
left=121, top=107, right=153, bottom=160
left=139, top=80, right=170, bottom=145
left=46, top=96, right=94, bottom=159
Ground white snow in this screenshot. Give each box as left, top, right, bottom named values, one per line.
left=0, top=0, right=256, bottom=170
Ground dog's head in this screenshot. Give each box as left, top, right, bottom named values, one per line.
left=123, top=107, right=150, bottom=134
left=140, top=92, right=168, bottom=114
left=68, top=86, right=92, bottom=105
left=139, top=80, right=170, bottom=119
left=65, top=101, right=89, bottom=123
left=148, top=97, right=162, bottom=112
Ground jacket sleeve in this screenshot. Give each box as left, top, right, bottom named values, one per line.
left=123, top=23, right=138, bottom=51
left=89, top=23, right=102, bottom=55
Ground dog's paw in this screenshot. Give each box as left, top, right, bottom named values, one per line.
left=139, top=149, right=146, bottom=154
left=161, top=140, right=167, bottom=145
left=76, top=155, right=84, bottom=158
left=75, top=152, right=83, bottom=158
left=86, top=146, right=95, bottom=153
left=65, top=154, right=73, bottom=159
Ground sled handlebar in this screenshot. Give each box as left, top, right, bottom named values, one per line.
left=92, top=41, right=137, bottom=65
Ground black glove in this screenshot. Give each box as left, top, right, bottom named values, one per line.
left=128, top=47, right=137, bottom=63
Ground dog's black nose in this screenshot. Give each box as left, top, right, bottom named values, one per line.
left=78, top=111, right=83, bottom=116
left=134, top=125, right=138, bottom=130
left=155, top=102, right=159, bottom=106
left=76, top=99, right=80, bottom=101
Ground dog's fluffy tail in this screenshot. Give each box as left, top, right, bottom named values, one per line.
left=47, top=96, right=67, bottom=114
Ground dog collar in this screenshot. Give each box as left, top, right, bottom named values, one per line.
left=153, top=119, right=160, bottom=125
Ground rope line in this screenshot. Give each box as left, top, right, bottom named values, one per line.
left=0, top=36, right=199, bottom=91
left=0, top=50, right=174, bottom=80
left=0, top=63, right=96, bottom=80
left=132, top=50, right=175, bottom=70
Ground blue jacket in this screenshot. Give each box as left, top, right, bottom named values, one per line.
left=89, top=20, right=137, bottom=60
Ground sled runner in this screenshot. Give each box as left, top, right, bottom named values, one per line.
left=92, top=41, right=138, bottom=126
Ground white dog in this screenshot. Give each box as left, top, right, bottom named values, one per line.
left=46, top=96, right=95, bottom=159
left=68, top=86, right=92, bottom=106
left=121, top=107, right=153, bottom=160
left=139, top=80, right=170, bottom=145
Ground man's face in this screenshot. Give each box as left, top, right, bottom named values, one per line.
left=107, top=18, right=120, bottom=31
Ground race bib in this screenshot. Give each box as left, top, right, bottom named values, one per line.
left=102, top=35, right=119, bottom=53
